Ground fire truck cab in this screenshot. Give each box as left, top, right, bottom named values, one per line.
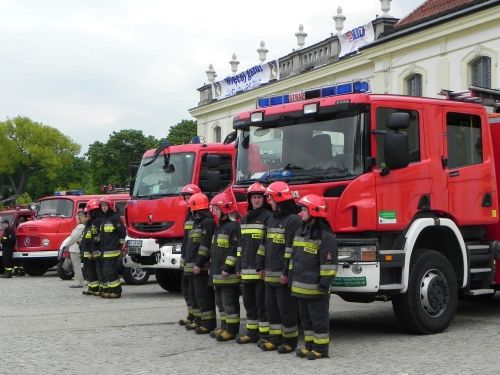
left=232, top=82, right=500, bottom=334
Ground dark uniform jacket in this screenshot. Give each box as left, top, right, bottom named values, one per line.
left=1, top=226, right=16, bottom=251
left=210, top=219, right=240, bottom=286
left=184, top=209, right=215, bottom=275
left=237, top=207, right=272, bottom=282
left=180, top=210, right=194, bottom=269
left=256, top=211, right=302, bottom=284
left=290, top=221, right=338, bottom=298
left=98, top=211, right=126, bottom=254
left=81, top=219, right=99, bottom=258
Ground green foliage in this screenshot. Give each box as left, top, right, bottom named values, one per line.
left=166, top=119, right=197, bottom=145
left=86, top=129, right=158, bottom=187
left=16, top=193, right=32, bottom=205
left=0, top=116, right=81, bottom=196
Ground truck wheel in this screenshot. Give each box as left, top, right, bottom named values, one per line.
left=56, top=259, right=74, bottom=280
left=155, top=269, right=181, bottom=292
left=122, top=266, right=150, bottom=285
left=23, top=260, right=50, bottom=276
left=392, top=249, right=458, bottom=334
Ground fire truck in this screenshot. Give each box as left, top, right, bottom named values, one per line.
left=231, top=81, right=500, bottom=334
left=123, top=141, right=235, bottom=291
left=15, top=191, right=131, bottom=278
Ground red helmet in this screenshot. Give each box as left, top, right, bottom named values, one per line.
left=298, top=194, right=327, bottom=218
left=181, top=184, right=201, bottom=195
left=85, top=199, right=100, bottom=212
left=99, top=196, right=114, bottom=211
left=247, top=182, right=266, bottom=195
left=187, top=193, right=209, bottom=211
left=210, top=193, right=238, bottom=215
left=265, top=181, right=293, bottom=203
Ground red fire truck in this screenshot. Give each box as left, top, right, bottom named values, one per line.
left=123, top=141, right=235, bottom=291
left=231, top=82, right=500, bottom=334
left=15, top=191, right=130, bottom=277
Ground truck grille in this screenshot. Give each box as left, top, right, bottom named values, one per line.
left=18, top=235, right=41, bottom=247
left=133, top=221, right=174, bottom=233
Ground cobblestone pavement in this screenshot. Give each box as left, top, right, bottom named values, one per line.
left=0, top=271, right=499, bottom=375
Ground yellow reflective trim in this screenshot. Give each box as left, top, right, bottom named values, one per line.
left=257, top=249, right=265, bottom=256
left=304, top=335, right=314, bottom=342
left=282, top=331, right=298, bottom=338
left=241, top=274, right=260, bottom=280
left=217, top=238, right=229, bottom=248
left=291, top=286, right=325, bottom=295
left=103, top=223, right=115, bottom=233
left=241, top=228, right=264, bottom=235
left=284, top=252, right=292, bottom=259
left=265, top=276, right=280, bottom=283
left=102, top=251, right=121, bottom=258
left=246, top=323, right=259, bottom=330
left=225, top=318, right=240, bottom=324
left=320, top=270, right=337, bottom=277
left=225, top=259, right=236, bottom=266
left=108, top=280, right=121, bottom=288
left=269, top=329, right=282, bottom=335
left=314, top=337, right=330, bottom=345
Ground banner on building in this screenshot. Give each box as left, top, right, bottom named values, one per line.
left=212, top=60, right=280, bottom=100
left=338, top=22, right=375, bottom=58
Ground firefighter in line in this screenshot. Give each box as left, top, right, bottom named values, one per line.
left=235, top=183, right=272, bottom=344
left=291, top=194, right=338, bottom=360
left=208, top=193, right=241, bottom=341
left=1, top=219, right=16, bottom=278
left=179, top=183, right=202, bottom=326
left=97, top=197, right=126, bottom=299
left=81, top=199, right=101, bottom=296
left=257, top=181, right=302, bottom=353
left=185, top=193, right=217, bottom=333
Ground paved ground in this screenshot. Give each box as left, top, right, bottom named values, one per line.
left=0, top=271, right=499, bottom=375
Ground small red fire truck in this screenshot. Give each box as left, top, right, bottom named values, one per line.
left=123, top=141, right=235, bottom=291
left=231, top=81, right=500, bottom=334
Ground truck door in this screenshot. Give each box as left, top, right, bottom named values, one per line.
left=444, top=109, right=496, bottom=225
left=373, top=104, right=431, bottom=231
left=198, top=153, right=233, bottom=194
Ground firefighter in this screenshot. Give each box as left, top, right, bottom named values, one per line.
left=291, top=194, right=338, bottom=360
left=185, top=193, right=217, bottom=333
left=81, top=199, right=101, bottom=296
left=236, top=183, right=272, bottom=344
left=97, top=197, right=126, bottom=299
left=179, top=183, right=201, bottom=326
left=257, top=181, right=302, bottom=353
left=208, top=192, right=241, bottom=341
left=1, top=219, right=16, bottom=278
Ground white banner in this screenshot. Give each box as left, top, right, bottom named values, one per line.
left=212, top=60, right=279, bottom=100
left=338, top=22, right=375, bottom=58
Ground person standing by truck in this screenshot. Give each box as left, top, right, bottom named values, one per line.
left=208, top=193, right=241, bottom=341
left=257, top=181, right=302, bottom=354
left=61, top=211, right=87, bottom=288
left=291, top=194, right=338, bottom=360
left=81, top=199, right=101, bottom=296
left=186, top=193, right=216, bottom=334
left=1, top=219, right=16, bottom=278
left=236, top=183, right=272, bottom=345
left=179, top=184, right=202, bottom=326
left=98, top=197, right=126, bottom=299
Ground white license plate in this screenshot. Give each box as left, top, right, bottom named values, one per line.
left=127, top=240, right=143, bottom=247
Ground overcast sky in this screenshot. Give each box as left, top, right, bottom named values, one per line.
left=0, top=0, right=423, bottom=154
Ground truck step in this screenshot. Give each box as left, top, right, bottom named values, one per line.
left=469, top=268, right=492, bottom=274
left=464, top=289, right=495, bottom=296
left=379, top=283, right=403, bottom=290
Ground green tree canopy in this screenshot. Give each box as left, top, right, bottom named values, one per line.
left=86, top=129, right=158, bottom=187
left=0, top=116, right=81, bottom=195
left=166, top=119, right=197, bottom=145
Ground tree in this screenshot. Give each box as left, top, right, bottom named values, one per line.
left=86, top=129, right=158, bottom=187
left=0, top=116, right=81, bottom=195
left=166, top=119, right=197, bottom=145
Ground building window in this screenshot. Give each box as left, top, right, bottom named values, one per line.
left=470, top=56, right=491, bottom=88
left=213, top=126, right=221, bottom=143
left=407, top=74, right=422, bottom=96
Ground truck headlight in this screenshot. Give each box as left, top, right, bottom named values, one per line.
left=338, top=245, right=376, bottom=262
left=42, top=238, right=50, bottom=247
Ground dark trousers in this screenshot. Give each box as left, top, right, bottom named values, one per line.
left=96, top=257, right=105, bottom=292
left=298, top=297, right=330, bottom=354
left=215, top=285, right=240, bottom=335
left=265, top=283, right=298, bottom=347
left=186, top=274, right=200, bottom=323
left=193, top=274, right=216, bottom=330
left=182, top=272, right=196, bottom=320
left=85, top=258, right=99, bottom=292
left=102, top=255, right=122, bottom=295
left=242, top=280, right=267, bottom=338
left=1, top=247, right=13, bottom=272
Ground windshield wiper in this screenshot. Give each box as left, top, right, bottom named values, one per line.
left=133, top=193, right=179, bottom=200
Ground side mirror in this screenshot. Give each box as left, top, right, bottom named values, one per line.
left=129, top=179, right=135, bottom=196
left=384, top=132, right=409, bottom=170
left=129, top=163, right=139, bottom=177
left=205, top=154, right=221, bottom=169
left=223, top=131, right=237, bottom=145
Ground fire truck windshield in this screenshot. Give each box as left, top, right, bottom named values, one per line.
left=133, top=152, right=195, bottom=198
left=37, top=199, right=73, bottom=218
left=236, top=111, right=365, bottom=184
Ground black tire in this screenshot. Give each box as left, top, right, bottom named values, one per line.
left=56, top=259, right=74, bottom=280
left=392, top=249, right=458, bottom=334
left=155, top=269, right=182, bottom=292
left=122, top=266, right=150, bottom=285
left=23, top=260, right=50, bottom=276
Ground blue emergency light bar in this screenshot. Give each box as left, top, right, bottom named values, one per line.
left=54, top=190, right=85, bottom=196
left=257, top=80, right=370, bottom=108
